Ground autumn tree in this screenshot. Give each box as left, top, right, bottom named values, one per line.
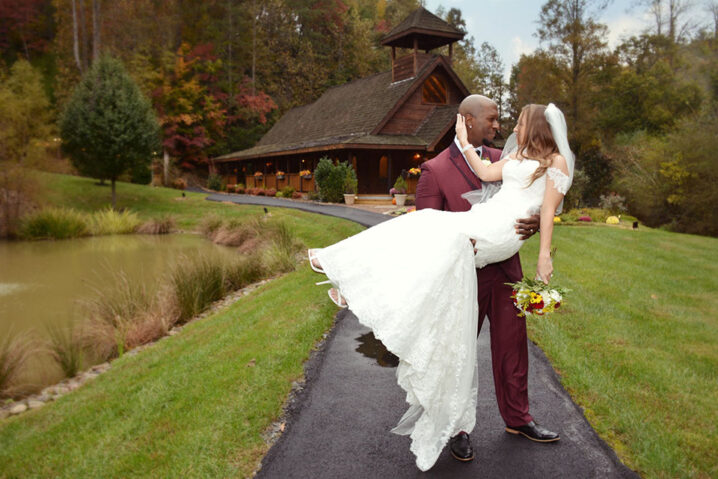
left=0, top=61, right=54, bottom=236
left=60, top=55, right=159, bottom=207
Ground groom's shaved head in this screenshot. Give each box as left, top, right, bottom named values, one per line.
left=459, top=95, right=499, bottom=145
left=459, top=95, right=496, bottom=118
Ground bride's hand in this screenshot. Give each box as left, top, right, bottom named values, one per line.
left=455, top=114, right=469, bottom=146
left=537, top=254, right=553, bottom=284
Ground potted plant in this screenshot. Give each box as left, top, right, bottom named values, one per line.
left=253, top=171, right=263, bottom=179
left=300, top=169, right=313, bottom=180
left=408, top=167, right=421, bottom=179
left=343, top=169, right=358, bottom=205
left=393, top=175, right=408, bottom=207
left=276, top=170, right=286, bottom=180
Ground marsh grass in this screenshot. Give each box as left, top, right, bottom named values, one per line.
left=86, top=208, right=141, bottom=235
left=0, top=330, right=31, bottom=398
left=136, top=215, right=175, bottom=234
left=45, top=321, right=83, bottom=378
left=19, top=207, right=88, bottom=239
left=170, top=254, right=227, bottom=323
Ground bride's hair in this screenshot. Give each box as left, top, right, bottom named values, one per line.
left=516, top=104, right=559, bottom=186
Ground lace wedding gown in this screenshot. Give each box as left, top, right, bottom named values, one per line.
left=315, top=158, right=570, bottom=471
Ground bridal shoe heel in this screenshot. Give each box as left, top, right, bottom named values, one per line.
left=307, top=249, right=324, bottom=274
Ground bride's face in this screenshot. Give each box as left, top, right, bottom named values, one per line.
left=513, top=113, right=527, bottom=146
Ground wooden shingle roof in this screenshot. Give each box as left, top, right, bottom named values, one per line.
left=381, top=7, right=464, bottom=50
left=216, top=56, right=464, bottom=162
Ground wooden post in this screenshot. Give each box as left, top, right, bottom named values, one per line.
left=448, top=42, right=453, bottom=65
left=413, top=37, right=418, bottom=77
left=391, top=47, right=396, bottom=82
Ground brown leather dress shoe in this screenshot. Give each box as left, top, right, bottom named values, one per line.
left=505, top=421, right=560, bottom=442
left=449, top=431, right=474, bottom=462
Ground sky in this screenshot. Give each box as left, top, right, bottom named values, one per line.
left=422, top=0, right=655, bottom=79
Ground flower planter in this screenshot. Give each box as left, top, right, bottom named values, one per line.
left=395, top=194, right=407, bottom=207
left=344, top=194, right=356, bottom=205
left=302, top=175, right=312, bottom=180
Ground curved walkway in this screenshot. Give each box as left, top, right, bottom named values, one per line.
left=204, top=192, right=638, bottom=477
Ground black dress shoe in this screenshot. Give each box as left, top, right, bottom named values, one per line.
left=505, top=421, right=560, bottom=443
left=449, top=431, right=474, bottom=462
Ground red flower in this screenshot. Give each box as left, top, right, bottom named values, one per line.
left=535, top=300, right=544, bottom=309
left=554, top=302, right=561, bottom=309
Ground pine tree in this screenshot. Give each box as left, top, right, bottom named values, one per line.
left=60, top=55, right=160, bottom=208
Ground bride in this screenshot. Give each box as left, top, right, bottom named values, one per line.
left=308, top=103, right=573, bottom=471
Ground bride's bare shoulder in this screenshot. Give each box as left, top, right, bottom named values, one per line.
left=549, top=153, right=568, bottom=173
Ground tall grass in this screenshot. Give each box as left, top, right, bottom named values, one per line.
left=86, top=208, right=141, bottom=235
left=136, top=215, right=175, bottom=234
left=0, top=330, right=31, bottom=399
left=45, top=322, right=83, bottom=378
left=19, top=207, right=88, bottom=240
left=170, top=254, right=227, bottom=323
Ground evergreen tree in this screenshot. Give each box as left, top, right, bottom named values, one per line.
left=60, top=55, right=159, bottom=208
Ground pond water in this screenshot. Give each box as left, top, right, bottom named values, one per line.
left=0, top=234, right=236, bottom=390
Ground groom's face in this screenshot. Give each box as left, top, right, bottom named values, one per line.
left=468, top=103, right=499, bottom=146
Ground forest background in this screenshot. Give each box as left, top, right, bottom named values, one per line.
left=1, top=0, right=717, bottom=236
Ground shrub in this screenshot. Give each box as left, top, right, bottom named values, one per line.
left=307, top=191, right=320, bottom=201
left=599, top=192, right=628, bottom=214
left=225, top=254, right=267, bottom=291
left=393, top=176, right=407, bottom=194
left=199, top=214, right=224, bottom=237
left=344, top=169, right=358, bottom=195
left=256, top=189, right=266, bottom=196
left=314, top=157, right=352, bottom=202
left=172, top=177, right=187, bottom=190
left=207, top=173, right=223, bottom=191
left=265, top=188, right=277, bottom=197
left=281, top=186, right=296, bottom=198
left=87, top=208, right=141, bottom=235
left=20, top=207, right=89, bottom=240
left=292, top=191, right=303, bottom=199
left=137, top=215, right=175, bottom=234
left=236, top=186, right=246, bottom=194
left=130, top=162, right=152, bottom=185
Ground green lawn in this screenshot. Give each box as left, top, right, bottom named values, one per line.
left=521, top=224, right=718, bottom=479
left=2, top=173, right=717, bottom=478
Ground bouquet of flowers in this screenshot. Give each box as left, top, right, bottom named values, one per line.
left=506, top=277, right=568, bottom=318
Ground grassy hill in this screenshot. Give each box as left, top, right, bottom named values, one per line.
left=1, top=173, right=716, bottom=478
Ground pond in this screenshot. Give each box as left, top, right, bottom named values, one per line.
left=0, top=234, right=237, bottom=390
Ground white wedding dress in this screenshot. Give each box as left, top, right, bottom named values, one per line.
left=315, top=158, right=571, bottom=471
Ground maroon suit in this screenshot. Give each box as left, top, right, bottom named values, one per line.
left=415, top=141, right=533, bottom=428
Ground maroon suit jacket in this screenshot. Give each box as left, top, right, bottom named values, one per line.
left=415, top=141, right=523, bottom=282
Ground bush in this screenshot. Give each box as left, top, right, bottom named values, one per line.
left=172, top=177, right=187, bottom=190
left=314, top=157, right=353, bottom=202
left=87, top=208, right=141, bottom=235
left=281, top=186, right=295, bottom=197
left=207, top=173, right=223, bottom=191
left=307, top=191, right=320, bottom=201
left=20, top=207, right=89, bottom=240
left=225, top=254, right=266, bottom=291
left=599, top=193, right=627, bottom=214
left=257, top=189, right=266, bottom=196
left=564, top=168, right=589, bottom=209
left=393, top=176, right=408, bottom=194
left=344, top=169, right=358, bottom=195
left=130, top=162, right=152, bottom=185
left=292, top=191, right=303, bottom=199
left=265, top=188, right=277, bottom=197
left=236, top=186, right=246, bottom=194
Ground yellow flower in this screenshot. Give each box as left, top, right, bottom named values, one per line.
left=606, top=216, right=620, bottom=224
left=530, top=292, right=543, bottom=304
left=553, top=216, right=562, bottom=223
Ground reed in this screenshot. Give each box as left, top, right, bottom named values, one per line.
left=45, top=321, right=84, bottom=378
left=0, top=330, right=31, bottom=398
left=136, top=215, right=176, bottom=234
left=169, top=254, right=227, bottom=323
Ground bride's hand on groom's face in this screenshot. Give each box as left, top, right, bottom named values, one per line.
left=515, top=214, right=540, bottom=240
left=456, top=114, right=468, bottom=145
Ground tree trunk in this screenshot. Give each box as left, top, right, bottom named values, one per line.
left=92, top=0, right=101, bottom=61
left=111, top=178, right=116, bottom=209
left=78, top=0, right=88, bottom=70
left=163, top=148, right=170, bottom=186
left=71, top=0, right=82, bottom=71
left=252, top=0, right=256, bottom=96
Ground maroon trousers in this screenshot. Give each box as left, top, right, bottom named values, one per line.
left=476, top=263, right=533, bottom=427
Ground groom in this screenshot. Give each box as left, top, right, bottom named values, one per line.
left=415, top=94, right=560, bottom=463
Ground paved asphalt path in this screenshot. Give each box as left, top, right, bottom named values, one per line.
left=204, top=193, right=639, bottom=478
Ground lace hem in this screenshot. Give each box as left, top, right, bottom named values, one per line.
left=547, top=167, right=570, bottom=195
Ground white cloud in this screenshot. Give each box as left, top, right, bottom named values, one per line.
left=604, top=13, right=650, bottom=48
left=511, top=36, right=536, bottom=58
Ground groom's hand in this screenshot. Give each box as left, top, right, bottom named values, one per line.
left=515, top=214, right=540, bottom=240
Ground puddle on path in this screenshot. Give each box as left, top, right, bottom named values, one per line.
left=355, top=332, right=399, bottom=368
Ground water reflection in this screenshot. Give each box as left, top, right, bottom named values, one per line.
left=355, top=332, right=399, bottom=368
